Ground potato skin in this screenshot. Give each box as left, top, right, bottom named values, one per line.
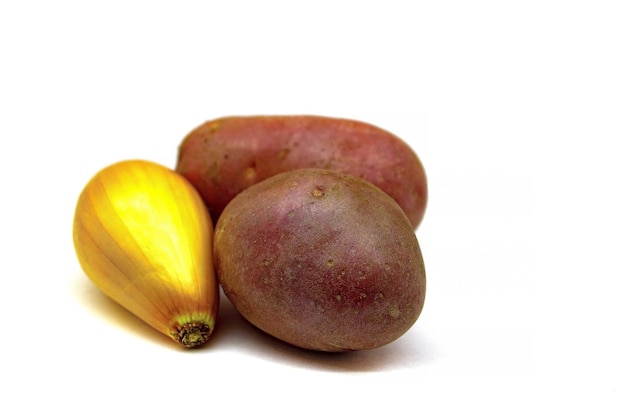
left=214, top=168, right=426, bottom=352
left=176, top=115, right=427, bottom=229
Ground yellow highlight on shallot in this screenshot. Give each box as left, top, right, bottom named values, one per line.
left=73, top=160, right=219, bottom=348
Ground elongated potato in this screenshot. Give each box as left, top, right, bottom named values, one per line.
left=176, top=115, right=427, bottom=229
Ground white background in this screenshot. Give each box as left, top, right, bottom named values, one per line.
left=1, top=1, right=625, bottom=415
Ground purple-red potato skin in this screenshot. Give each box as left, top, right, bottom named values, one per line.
left=213, top=168, right=426, bottom=352
left=176, top=115, right=427, bottom=229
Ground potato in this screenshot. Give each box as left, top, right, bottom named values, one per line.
left=214, top=168, right=426, bottom=352
left=176, top=115, right=427, bottom=229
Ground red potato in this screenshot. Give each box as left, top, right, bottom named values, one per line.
left=176, top=115, right=427, bottom=229
left=214, top=168, right=426, bottom=352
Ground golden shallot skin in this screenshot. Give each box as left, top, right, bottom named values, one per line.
left=73, top=160, right=219, bottom=348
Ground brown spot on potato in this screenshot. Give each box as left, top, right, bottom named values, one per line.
left=243, top=167, right=257, bottom=182
left=206, top=121, right=221, bottom=133
left=312, top=187, right=325, bottom=197
left=279, top=148, right=290, bottom=160
left=208, top=161, right=221, bottom=181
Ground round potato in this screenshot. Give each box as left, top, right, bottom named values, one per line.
left=214, top=168, right=426, bottom=352
left=176, top=115, right=427, bottom=229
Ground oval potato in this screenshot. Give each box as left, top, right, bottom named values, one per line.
left=214, top=168, right=426, bottom=352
